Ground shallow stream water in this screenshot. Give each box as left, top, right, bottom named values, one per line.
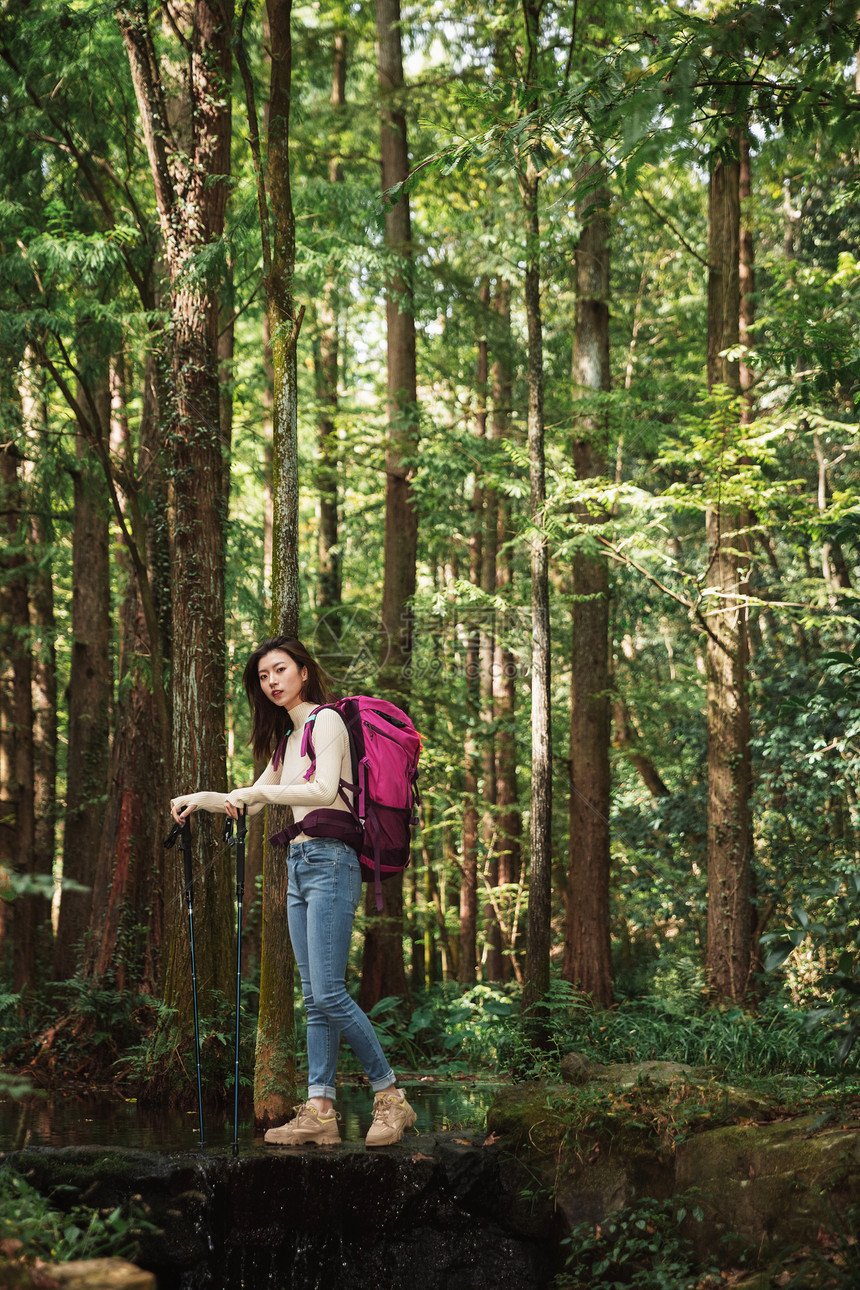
left=0, top=1078, right=499, bottom=1154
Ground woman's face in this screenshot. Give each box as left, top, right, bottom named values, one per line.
left=257, top=650, right=307, bottom=710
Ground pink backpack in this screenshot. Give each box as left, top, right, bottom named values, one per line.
left=271, top=696, right=421, bottom=909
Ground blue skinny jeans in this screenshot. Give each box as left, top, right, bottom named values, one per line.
left=287, top=838, right=395, bottom=1101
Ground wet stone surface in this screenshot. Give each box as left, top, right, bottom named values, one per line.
left=4, top=1134, right=561, bottom=1290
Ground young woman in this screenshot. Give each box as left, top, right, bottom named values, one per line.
left=170, top=636, right=416, bottom=1148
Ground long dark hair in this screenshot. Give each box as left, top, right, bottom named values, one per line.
left=243, top=637, right=335, bottom=761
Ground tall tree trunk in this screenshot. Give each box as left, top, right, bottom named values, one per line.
left=562, top=171, right=613, bottom=1007
left=705, top=146, right=753, bottom=1002
left=492, top=279, right=521, bottom=980
left=20, top=362, right=58, bottom=944
left=459, top=474, right=482, bottom=986
left=520, top=155, right=553, bottom=1018
left=235, top=0, right=304, bottom=1123
left=375, top=0, right=418, bottom=699
left=313, top=32, right=347, bottom=648
left=358, top=0, right=417, bottom=1009
left=119, top=0, right=235, bottom=1061
left=0, top=440, right=40, bottom=996
left=54, top=389, right=112, bottom=982
left=477, top=280, right=502, bottom=981
left=739, top=128, right=755, bottom=426
left=220, top=257, right=235, bottom=510
left=84, top=353, right=166, bottom=994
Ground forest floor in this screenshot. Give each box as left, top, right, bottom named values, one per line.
left=488, top=1057, right=860, bottom=1288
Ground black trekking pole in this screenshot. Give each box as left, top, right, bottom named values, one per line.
left=165, top=815, right=205, bottom=1148
left=224, top=809, right=247, bottom=1156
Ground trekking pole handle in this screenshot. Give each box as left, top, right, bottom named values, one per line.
left=236, top=809, right=246, bottom=896
left=164, top=817, right=194, bottom=904
left=224, top=811, right=246, bottom=898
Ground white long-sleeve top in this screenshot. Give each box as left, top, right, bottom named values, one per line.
left=170, top=701, right=353, bottom=842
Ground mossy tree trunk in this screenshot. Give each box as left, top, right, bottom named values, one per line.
left=119, top=0, right=235, bottom=1066
left=520, top=153, right=553, bottom=1019
left=236, top=0, right=303, bottom=1122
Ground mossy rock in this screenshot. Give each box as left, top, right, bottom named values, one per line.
left=487, top=1069, right=775, bottom=1160
left=486, top=1079, right=860, bottom=1273
left=675, top=1114, right=860, bottom=1262
left=485, top=1084, right=572, bottom=1152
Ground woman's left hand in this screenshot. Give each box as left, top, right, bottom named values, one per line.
left=225, top=789, right=249, bottom=819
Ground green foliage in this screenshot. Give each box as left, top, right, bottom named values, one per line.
left=0, top=1068, right=41, bottom=1102
left=341, top=983, right=517, bottom=1073
left=339, top=979, right=835, bottom=1081
left=556, top=1194, right=718, bottom=1290
left=0, top=1166, right=151, bottom=1264
left=762, top=867, right=860, bottom=1065
left=120, top=990, right=257, bottom=1097
left=496, top=981, right=834, bottom=1079
left=760, top=645, right=860, bottom=1064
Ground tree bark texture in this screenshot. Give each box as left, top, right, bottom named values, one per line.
left=357, top=877, right=408, bottom=1009
left=20, top=364, right=58, bottom=933
left=119, top=0, right=235, bottom=1032
left=54, top=399, right=112, bottom=983
left=705, top=151, right=753, bottom=1003
left=477, top=279, right=502, bottom=981
left=459, top=540, right=481, bottom=987
left=520, top=161, right=553, bottom=1017
left=0, top=442, right=41, bottom=994
left=312, top=32, right=347, bottom=646
left=375, top=0, right=418, bottom=700
left=738, top=128, right=755, bottom=424
left=248, top=0, right=302, bottom=1122
left=492, top=279, right=521, bottom=978
left=358, top=0, right=418, bottom=1007
left=84, top=356, right=166, bottom=994
left=266, top=0, right=301, bottom=639
left=563, top=173, right=613, bottom=1007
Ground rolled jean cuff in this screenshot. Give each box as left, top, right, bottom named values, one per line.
left=370, top=1069, right=396, bottom=1094
left=308, top=1083, right=337, bottom=1101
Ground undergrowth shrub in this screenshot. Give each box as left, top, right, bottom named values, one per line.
left=555, top=1194, right=720, bottom=1289
left=121, top=987, right=260, bottom=1101
left=341, top=978, right=843, bottom=1080
left=0, top=1165, right=151, bottom=1264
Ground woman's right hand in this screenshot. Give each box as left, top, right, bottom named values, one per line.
left=170, top=799, right=198, bottom=825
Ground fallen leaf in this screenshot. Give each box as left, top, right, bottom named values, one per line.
left=411, top=1152, right=434, bottom=1161
left=453, top=1138, right=474, bottom=1146
left=483, top=1132, right=501, bottom=1147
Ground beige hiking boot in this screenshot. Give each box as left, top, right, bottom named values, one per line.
left=264, top=1102, right=341, bottom=1147
left=365, top=1090, right=417, bottom=1147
